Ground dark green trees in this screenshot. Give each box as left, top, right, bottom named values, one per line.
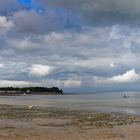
left=0, top=87, right=63, bottom=94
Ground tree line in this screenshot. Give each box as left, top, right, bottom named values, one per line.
left=0, top=87, right=63, bottom=94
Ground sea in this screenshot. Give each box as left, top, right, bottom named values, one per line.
left=0, top=91, right=140, bottom=115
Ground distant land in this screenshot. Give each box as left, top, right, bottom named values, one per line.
left=0, top=87, right=63, bottom=95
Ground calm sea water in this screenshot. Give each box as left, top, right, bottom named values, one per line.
left=0, top=91, right=140, bottom=115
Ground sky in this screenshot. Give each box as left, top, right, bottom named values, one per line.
left=1, top=0, right=140, bottom=92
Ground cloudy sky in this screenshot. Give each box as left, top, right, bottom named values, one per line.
left=1, top=0, right=140, bottom=92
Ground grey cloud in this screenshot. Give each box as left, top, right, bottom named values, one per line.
left=11, top=9, right=81, bottom=34
left=1, top=0, right=140, bottom=92
left=3, top=25, right=140, bottom=66
left=1, top=0, right=140, bottom=29
left=12, top=10, right=49, bottom=34
left=37, top=0, right=140, bottom=26
left=0, top=4, right=140, bottom=91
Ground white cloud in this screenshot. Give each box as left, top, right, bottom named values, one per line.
left=8, top=37, right=40, bottom=49
left=0, top=16, right=14, bottom=32
left=0, top=80, right=34, bottom=87
left=0, top=64, right=4, bottom=68
left=108, top=69, right=140, bottom=83
left=38, top=78, right=82, bottom=88
left=110, top=63, right=117, bottom=68
left=92, top=69, right=140, bottom=87
left=29, top=64, right=52, bottom=77
left=63, top=79, right=82, bottom=88
left=2, top=22, right=140, bottom=91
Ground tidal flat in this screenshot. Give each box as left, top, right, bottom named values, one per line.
left=0, top=104, right=140, bottom=140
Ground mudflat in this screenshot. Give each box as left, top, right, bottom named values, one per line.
left=0, top=105, right=139, bottom=140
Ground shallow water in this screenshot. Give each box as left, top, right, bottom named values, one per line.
left=0, top=91, right=140, bottom=115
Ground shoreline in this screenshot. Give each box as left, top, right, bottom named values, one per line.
left=0, top=104, right=140, bottom=140
left=0, top=92, right=63, bottom=96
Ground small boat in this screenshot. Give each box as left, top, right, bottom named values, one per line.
left=23, top=93, right=26, bottom=96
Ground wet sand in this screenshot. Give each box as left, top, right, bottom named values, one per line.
left=0, top=105, right=140, bottom=140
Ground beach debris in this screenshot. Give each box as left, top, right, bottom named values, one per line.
left=123, top=94, right=129, bottom=98
left=28, top=105, right=34, bottom=109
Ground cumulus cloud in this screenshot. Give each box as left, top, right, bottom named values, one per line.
left=0, top=16, right=14, bottom=32
left=93, top=69, right=140, bottom=86
left=29, top=64, right=52, bottom=77
left=108, top=69, right=140, bottom=83
left=1, top=25, right=140, bottom=91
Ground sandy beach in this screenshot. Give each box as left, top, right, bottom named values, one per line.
left=0, top=105, right=139, bottom=140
